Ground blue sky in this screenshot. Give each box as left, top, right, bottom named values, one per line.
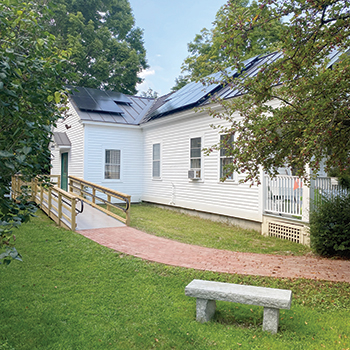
left=129, top=0, right=228, bottom=96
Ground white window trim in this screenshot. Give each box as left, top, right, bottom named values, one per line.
left=218, top=133, right=237, bottom=183
left=102, top=147, right=123, bottom=182
left=152, top=142, right=162, bottom=180
left=189, top=135, right=204, bottom=182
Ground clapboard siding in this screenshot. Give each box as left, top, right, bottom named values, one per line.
left=50, top=97, right=276, bottom=224
left=51, top=102, right=84, bottom=179
left=142, top=108, right=263, bottom=222
left=83, top=123, right=143, bottom=202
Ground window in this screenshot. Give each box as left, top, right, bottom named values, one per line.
left=220, top=134, right=234, bottom=180
left=105, top=149, right=120, bottom=179
left=152, top=143, right=160, bottom=178
left=190, top=137, right=201, bottom=169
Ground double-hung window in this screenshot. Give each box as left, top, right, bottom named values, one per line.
left=152, top=143, right=161, bottom=178
left=105, top=149, right=121, bottom=179
left=220, top=134, right=234, bottom=180
left=190, top=137, right=201, bottom=170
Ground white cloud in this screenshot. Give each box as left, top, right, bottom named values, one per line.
left=138, top=68, right=156, bottom=78
left=136, top=80, right=150, bottom=94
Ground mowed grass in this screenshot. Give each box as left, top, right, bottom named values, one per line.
left=1, top=210, right=350, bottom=350
left=127, top=203, right=311, bottom=256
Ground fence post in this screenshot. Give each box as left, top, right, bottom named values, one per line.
left=31, top=179, right=36, bottom=202
left=125, top=195, right=131, bottom=226
left=302, top=180, right=310, bottom=222
left=16, top=176, right=20, bottom=199
left=40, top=180, right=44, bottom=208
left=92, top=188, right=96, bottom=204
left=107, top=194, right=111, bottom=211
left=34, top=177, right=38, bottom=204
left=69, top=178, right=73, bottom=193
left=58, top=192, right=62, bottom=227
left=48, top=187, right=52, bottom=216
left=71, top=197, right=76, bottom=231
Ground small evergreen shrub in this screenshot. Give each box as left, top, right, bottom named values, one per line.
left=310, top=192, right=350, bottom=257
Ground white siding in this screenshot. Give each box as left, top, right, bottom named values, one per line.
left=83, top=123, right=143, bottom=202
left=51, top=102, right=84, bottom=178
left=142, top=108, right=263, bottom=223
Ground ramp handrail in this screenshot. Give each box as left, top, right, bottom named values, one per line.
left=68, top=176, right=131, bottom=226
left=11, top=175, right=80, bottom=231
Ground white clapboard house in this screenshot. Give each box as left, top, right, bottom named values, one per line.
left=51, top=51, right=344, bottom=244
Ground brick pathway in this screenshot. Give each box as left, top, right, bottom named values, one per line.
left=77, top=226, right=350, bottom=283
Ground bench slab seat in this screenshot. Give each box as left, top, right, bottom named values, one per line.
left=185, top=279, right=292, bottom=334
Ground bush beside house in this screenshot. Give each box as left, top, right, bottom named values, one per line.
left=310, top=192, right=350, bottom=258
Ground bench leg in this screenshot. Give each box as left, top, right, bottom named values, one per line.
left=196, top=298, right=216, bottom=323
left=262, top=307, right=279, bottom=334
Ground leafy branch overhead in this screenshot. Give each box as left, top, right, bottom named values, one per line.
left=172, top=0, right=285, bottom=90
left=204, top=0, right=350, bottom=184
left=48, top=0, right=148, bottom=94
left=0, top=0, right=70, bottom=262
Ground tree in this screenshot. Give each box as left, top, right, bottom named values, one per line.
left=172, top=0, right=284, bottom=90
left=204, top=0, right=350, bottom=185
left=139, top=88, right=159, bottom=99
left=171, top=75, right=189, bottom=92
left=0, top=0, right=69, bottom=263
left=48, top=0, right=148, bottom=95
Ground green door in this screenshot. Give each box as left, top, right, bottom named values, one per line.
left=61, top=152, right=68, bottom=191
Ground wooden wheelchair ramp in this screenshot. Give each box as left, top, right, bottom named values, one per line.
left=75, top=202, right=125, bottom=230
left=11, top=175, right=130, bottom=231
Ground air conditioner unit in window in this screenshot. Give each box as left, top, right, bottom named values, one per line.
left=188, top=169, right=201, bottom=180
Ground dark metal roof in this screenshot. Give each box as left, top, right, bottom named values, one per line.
left=69, top=86, right=131, bottom=115
left=53, top=132, right=71, bottom=147
left=68, top=49, right=346, bottom=126
left=142, top=55, right=263, bottom=122
left=140, top=92, right=173, bottom=123
left=213, top=49, right=343, bottom=101
left=69, top=90, right=155, bottom=125
left=212, top=52, right=282, bottom=101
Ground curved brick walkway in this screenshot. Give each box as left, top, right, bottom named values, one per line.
left=77, top=226, right=350, bottom=283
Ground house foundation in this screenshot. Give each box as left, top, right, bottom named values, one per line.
left=142, top=201, right=262, bottom=232
left=262, top=214, right=310, bottom=246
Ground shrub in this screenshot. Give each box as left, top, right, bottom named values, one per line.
left=310, top=192, right=350, bottom=257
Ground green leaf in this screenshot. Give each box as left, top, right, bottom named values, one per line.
left=54, top=91, right=61, bottom=104
left=22, top=147, right=32, bottom=155
left=4, top=89, right=17, bottom=97
left=37, top=38, right=45, bottom=46
left=0, top=151, right=14, bottom=157
left=16, top=155, right=26, bottom=163
left=4, top=162, right=15, bottom=170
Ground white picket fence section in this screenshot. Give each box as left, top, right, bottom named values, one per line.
left=311, top=177, right=349, bottom=210
left=264, top=175, right=304, bottom=218
left=264, top=175, right=349, bottom=222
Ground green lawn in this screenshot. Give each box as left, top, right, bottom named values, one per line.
left=128, top=203, right=312, bottom=256
left=1, top=210, right=350, bottom=349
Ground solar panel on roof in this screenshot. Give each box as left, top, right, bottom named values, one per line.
left=96, top=98, right=124, bottom=114
left=84, top=88, right=108, bottom=100
left=106, top=91, right=132, bottom=104
left=153, top=80, right=221, bottom=116
left=68, top=86, right=125, bottom=114
left=72, top=96, right=100, bottom=111
left=148, top=56, right=264, bottom=119
left=219, top=52, right=283, bottom=100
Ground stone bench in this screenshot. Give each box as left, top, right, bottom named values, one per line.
left=185, top=279, right=292, bottom=334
